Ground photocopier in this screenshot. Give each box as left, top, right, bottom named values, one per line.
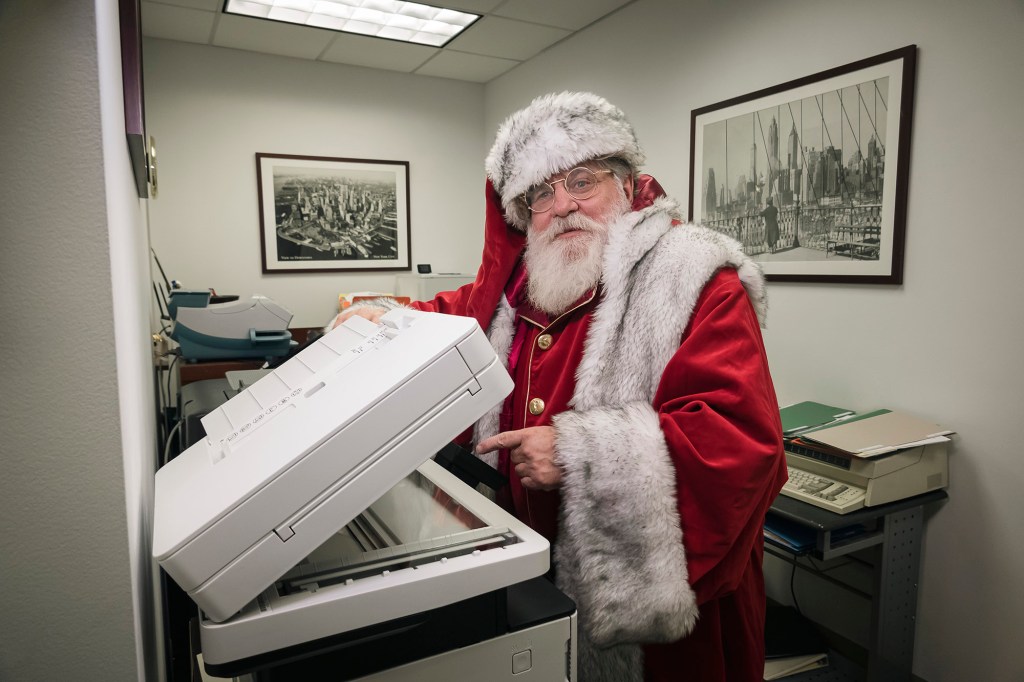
left=153, top=309, right=576, bottom=681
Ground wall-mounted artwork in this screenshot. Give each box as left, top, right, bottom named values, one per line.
left=257, top=153, right=411, bottom=274
left=690, top=46, right=916, bottom=284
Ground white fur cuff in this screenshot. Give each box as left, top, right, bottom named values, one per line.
left=552, top=402, right=698, bottom=649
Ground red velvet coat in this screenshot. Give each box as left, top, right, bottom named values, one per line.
left=411, top=179, right=786, bottom=681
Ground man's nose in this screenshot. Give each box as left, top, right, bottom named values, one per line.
left=550, top=181, right=578, bottom=216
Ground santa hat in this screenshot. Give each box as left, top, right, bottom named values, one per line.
left=485, top=91, right=645, bottom=231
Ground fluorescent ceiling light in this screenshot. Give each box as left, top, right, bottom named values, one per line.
left=224, top=0, right=480, bottom=47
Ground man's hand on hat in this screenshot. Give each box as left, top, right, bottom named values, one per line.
left=476, top=426, right=563, bottom=491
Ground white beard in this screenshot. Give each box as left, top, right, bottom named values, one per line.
left=524, top=194, right=630, bottom=316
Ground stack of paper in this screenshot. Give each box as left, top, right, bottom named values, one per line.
left=762, top=514, right=817, bottom=554
left=764, top=605, right=829, bottom=680
left=763, top=514, right=864, bottom=554
left=795, top=409, right=953, bottom=458
left=764, top=652, right=829, bottom=680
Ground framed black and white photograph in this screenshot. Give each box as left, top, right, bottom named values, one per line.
left=689, top=45, right=916, bottom=284
left=257, top=153, right=411, bottom=273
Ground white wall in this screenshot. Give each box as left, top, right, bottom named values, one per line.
left=484, top=0, right=1024, bottom=679
left=0, top=0, right=155, bottom=679
left=97, top=0, right=166, bottom=678
left=144, top=39, right=488, bottom=327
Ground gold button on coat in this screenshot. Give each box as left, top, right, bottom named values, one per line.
left=528, top=398, right=545, bottom=416
left=537, top=333, right=553, bottom=350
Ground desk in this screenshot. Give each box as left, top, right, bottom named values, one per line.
left=766, top=490, right=947, bottom=682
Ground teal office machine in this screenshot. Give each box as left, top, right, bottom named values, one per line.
left=168, top=290, right=296, bottom=361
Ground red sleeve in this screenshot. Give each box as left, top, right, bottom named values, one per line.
left=408, top=180, right=526, bottom=330
left=653, top=269, right=785, bottom=605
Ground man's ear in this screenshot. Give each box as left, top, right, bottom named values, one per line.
left=621, top=174, right=635, bottom=200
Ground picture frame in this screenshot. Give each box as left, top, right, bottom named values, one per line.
left=689, top=45, right=916, bottom=284
left=257, top=153, right=411, bottom=274
left=119, top=0, right=149, bottom=198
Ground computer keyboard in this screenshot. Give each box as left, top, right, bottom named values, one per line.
left=781, top=466, right=867, bottom=514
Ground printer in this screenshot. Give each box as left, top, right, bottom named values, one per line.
left=783, top=442, right=948, bottom=513
left=153, top=309, right=576, bottom=681
left=168, top=290, right=295, bottom=361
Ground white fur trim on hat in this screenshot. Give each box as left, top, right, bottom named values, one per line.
left=485, top=91, right=645, bottom=231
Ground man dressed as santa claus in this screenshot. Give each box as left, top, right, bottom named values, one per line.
left=332, top=91, right=786, bottom=682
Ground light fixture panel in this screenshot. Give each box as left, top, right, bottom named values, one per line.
left=224, top=0, right=480, bottom=47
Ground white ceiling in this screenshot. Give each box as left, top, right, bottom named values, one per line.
left=141, top=0, right=635, bottom=83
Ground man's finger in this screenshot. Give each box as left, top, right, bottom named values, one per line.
left=475, top=429, right=523, bottom=454
left=475, top=435, right=499, bottom=454
left=476, top=434, right=508, bottom=454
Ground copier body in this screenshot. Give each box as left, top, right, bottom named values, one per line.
left=153, top=310, right=565, bottom=679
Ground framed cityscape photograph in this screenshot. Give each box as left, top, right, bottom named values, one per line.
left=689, top=45, right=916, bottom=284
left=257, top=153, right=411, bottom=273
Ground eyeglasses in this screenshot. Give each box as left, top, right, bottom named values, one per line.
left=524, top=167, right=614, bottom=213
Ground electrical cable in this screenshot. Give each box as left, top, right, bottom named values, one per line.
left=164, top=352, right=179, bottom=427
left=155, top=351, right=180, bottom=449
left=163, top=420, right=182, bottom=467
left=806, top=554, right=856, bottom=573
left=790, top=552, right=802, bottom=615
left=161, top=398, right=195, bottom=467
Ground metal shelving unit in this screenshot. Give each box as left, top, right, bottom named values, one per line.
left=767, top=490, right=947, bottom=681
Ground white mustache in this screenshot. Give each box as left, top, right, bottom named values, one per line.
left=547, top=213, right=600, bottom=239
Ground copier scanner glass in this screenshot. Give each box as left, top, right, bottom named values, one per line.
left=277, top=469, right=516, bottom=595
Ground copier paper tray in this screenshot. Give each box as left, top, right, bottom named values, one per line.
left=153, top=309, right=543, bottom=628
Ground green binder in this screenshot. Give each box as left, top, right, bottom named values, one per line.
left=780, top=401, right=856, bottom=436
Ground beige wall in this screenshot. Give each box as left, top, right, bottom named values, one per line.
left=144, top=39, right=488, bottom=327
left=0, top=0, right=155, bottom=679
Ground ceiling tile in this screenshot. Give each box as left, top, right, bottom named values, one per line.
left=145, top=0, right=222, bottom=10
left=212, top=13, right=335, bottom=61
left=320, top=34, right=438, bottom=73
left=439, top=0, right=504, bottom=13
left=414, top=50, right=519, bottom=83
left=140, top=0, right=627, bottom=83
left=141, top=3, right=216, bottom=44
left=491, top=0, right=633, bottom=31
left=445, top=16, right=570, bottom=61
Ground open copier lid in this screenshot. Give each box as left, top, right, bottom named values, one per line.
left=153, top=310, right=550, bottom=666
